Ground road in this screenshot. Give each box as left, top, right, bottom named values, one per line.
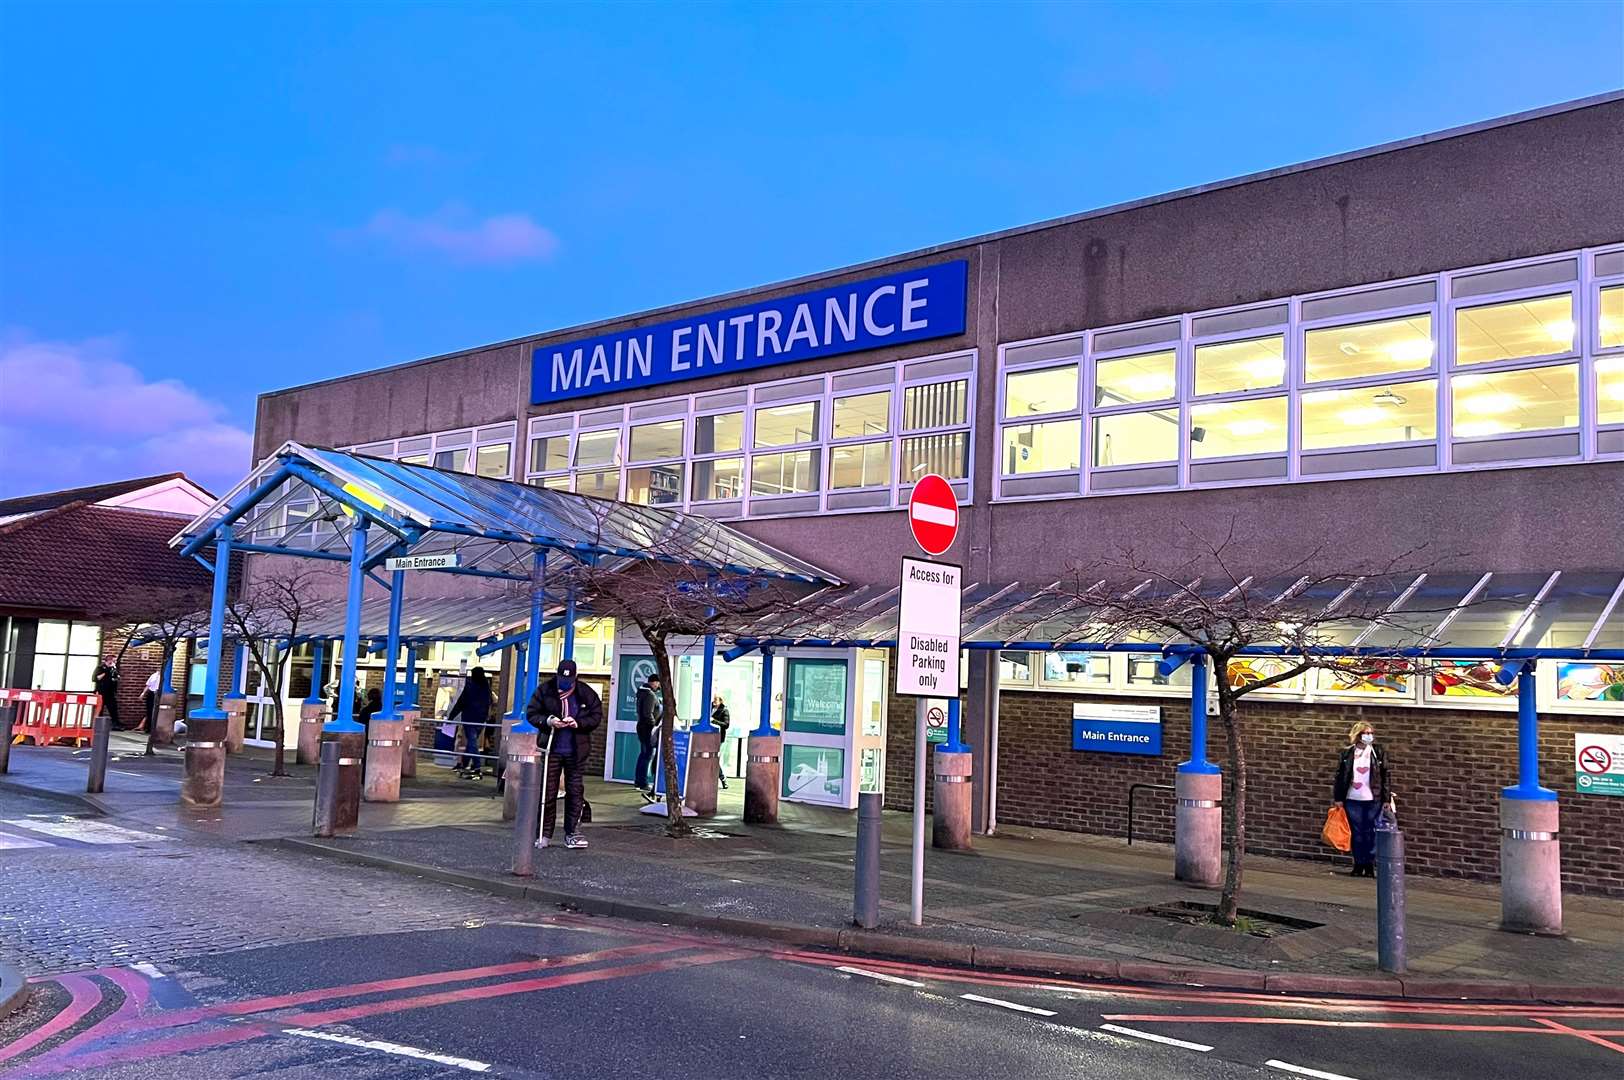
left=1, top=789, right=1621, bottom=1079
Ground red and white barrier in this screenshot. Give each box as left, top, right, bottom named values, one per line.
left=0, top=688, right=101, bottom=747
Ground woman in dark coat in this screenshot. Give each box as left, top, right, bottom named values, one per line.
left=1333, top=720, right=1393, bottom=877
left=446, top=667, right=493, bottom=778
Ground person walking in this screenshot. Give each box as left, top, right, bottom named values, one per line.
left=92, top=659, right=120, bottom=730
left=634, top=672, right=663, bottom=795
left=140, top=668, right=161, bottom=734
left=446, top=667, right=494, bottom=779
left=710, top=693, right=731, bottom=790
left=527, top=659, right=601, bottom=850
left=1333, top=720, right=1392, bottom=877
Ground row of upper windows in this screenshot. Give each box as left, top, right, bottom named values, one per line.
left=995, top=246, right=1623, bottom=497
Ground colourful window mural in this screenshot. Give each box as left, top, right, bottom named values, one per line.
left=1429, top=661, right=1515, bottom=699
left=1557, top=663, right=1624, bottom=703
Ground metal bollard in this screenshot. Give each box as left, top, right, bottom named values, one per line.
left=854, top=791, right=882, bottom=929
left=313, top=739, right=341, bottom=838
left=511, top=759, right=542, bottom=877
left=87, top=712, right=112, bottom=793
left=0, top=703, right=14, bottom=774
left=1376, top=822, right=1407, bottom=974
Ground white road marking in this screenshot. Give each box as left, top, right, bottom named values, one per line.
left=911, top=502, right=957, bottom=527
left=959, top=993, right=1057, bottom=1017
left=1099, top=1024, right=1214, bottom=1052
left=837, top=965, right=926, bottom=988
left=1267, top=1060, right=1364, bottom=1080
left=129, top=963, right=167, bottom=979
left=0, top=833, right=52, bottom=850
left=282, top=1029, right=491, bottom=1072
left=2, top=818, right=170, bottom=845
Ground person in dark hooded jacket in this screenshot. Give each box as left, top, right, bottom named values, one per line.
left=446, top=667, right=494, bottom=778
left=526, top=659, right=602, bottom=849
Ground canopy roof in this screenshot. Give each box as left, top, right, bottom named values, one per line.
left=170, top=442, right=838, bottom=585
left=731, top=570, right=1624, bottom=660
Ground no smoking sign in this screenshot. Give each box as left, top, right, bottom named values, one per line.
left=1574, top=732, right=1624, bottom=797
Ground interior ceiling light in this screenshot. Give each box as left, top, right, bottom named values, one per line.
left=1372, top=388, right=1408, bottom=407
left=1338, top=341, right=1361, bottom=355
left=1545, top=319, right=1576, bottom=344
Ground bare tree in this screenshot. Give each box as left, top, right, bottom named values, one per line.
left=224, top=564, right=332, bottom=777
left=1032, top=525, right=1457, bottom=926
left=535, top=510, right=849, bottom=836
left=117, top=594, right=211, bottom=756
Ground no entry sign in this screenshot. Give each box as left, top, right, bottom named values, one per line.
left=908, top=473, right=958, bottom=556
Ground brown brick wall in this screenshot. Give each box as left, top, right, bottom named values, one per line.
left=886, top=684, right=1624, bottom=897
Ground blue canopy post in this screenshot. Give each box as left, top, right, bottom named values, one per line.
left=296, top=640, right=326, bottom=766
left=505, top=644, right=527, bottom=721
left=181, top=527, right=234, bottom=807
left=1500, top=659, right=1562, bottom=933
left=1160, top=648, right=1222, bottom=885
left=504, top=550, right=546, bottom=823
left=364, top=568, right=408, bottom=803
left=316, top=516, right=371, bottom=835
left=744, top=648, right=780, bottom=825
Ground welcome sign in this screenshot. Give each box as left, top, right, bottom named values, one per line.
left=531, top=261, right=968, bottom=406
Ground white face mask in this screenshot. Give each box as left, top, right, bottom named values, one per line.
left=1360, top=733, right=1374, bottom=745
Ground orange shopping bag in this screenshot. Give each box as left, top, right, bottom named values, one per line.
left=1322, top=804, right=1351, bottom=852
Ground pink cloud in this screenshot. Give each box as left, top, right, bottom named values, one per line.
left=358, top=205, right=560, bottom=265
left=0, top=332, right=254, bottom=498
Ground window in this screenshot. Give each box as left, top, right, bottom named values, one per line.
left=1301, top=380, right=1437, bottom=450
left=1005, top=365, right=1078, bottom=418
left=904, top=380, right=968, bottom=429
left=753, top=401, right=819, bottom=448
left=574, top=468, right=620, bottom=499
left=629, top=420, right=685, bottom=462
left=1041, top=651, right=1110, bottom=687
left=31, top=620, right=101, bottom=692
left=399, top=452, right=430, bottom=467
left=832, top=391, right=891, bottom=439
left=529, top=435, right=569, bottom=474
left=999, top=651, right=1033, bottom=686
left=474, top=443, right=510, bottom=478
left=1093, top=409, right=1176, bottom=467
left=901, top=432, right=967, bottom=481
left=1126, top=654, right=1192, bottom=689
left=1451, top=364, right=1579, bottom=437
left=1304, top=314, right=1433, bottom=383
left=1194, top=334, right=1285, bottom=395
left=1095, top=350, right=1175, bottom=406
left=1002, top=420, right=1079, bottom=475
left=1598, top=356, right=1624, bottom=427
left=902, top=378, right=971, bottom=481
left=1602, top=285, right=1624, bottom=350
left=574, top=429, right=620, bottom=468
left=1454, top=294, right=1575, bottom=366
left=1189, top=396, right=1288, bottom=458
left=432, top=448, right=468, bottom=472
left=694, top=412, right=744, bottom=454
left=751, top=450, right=820, bottom=496
left=626, top=465, right=684, bottom=506
left=829, top=441, right=891, bottom=489
left=692, top=458, right=744, bottom=501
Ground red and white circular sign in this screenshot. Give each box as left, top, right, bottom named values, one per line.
left=908, top=473, right=959, bottom=556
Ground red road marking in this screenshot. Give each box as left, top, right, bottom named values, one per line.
left=1533, top=1017, right=1624, bottom=1055
left=285, top=949, right=744, bottom=1026
left=1101, top=1013, right=1591, bottom=1034
left=0, top=975, right=102, bottom=1064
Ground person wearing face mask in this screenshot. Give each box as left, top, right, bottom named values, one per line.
left=1333, top=721, right=1392, bottom=877
left=526, top=659, right=602, bottom=850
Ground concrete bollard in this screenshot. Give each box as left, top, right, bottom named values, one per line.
left=503, top=728, right=538, bottom=822
left=686, top=729, right=721, bottom=817
left=224, top=697, right=248, bottom=754
left=1, top=702, right=16, bottom=774
left=1376, top=822, right=1407, bottom=973
left=313, top=729, right=364, bottom=834
left=180, top=717, right=228, bottom=807
left=744, top=733, right=781, bottom=825
left=854, top=791, right=882, bottom=928
left=511, top=759, right=542, bottom=877
left=1174, top=770, right=1223, bottom=886
left=1500, top=795, right=1563, bottom=934
left=362, top=718, right=405, bottom=802
left=87, top=712, right=112, bottom=794
left=153, top=692, right=179, bottom=746
left=399, top=710, right=419, bottom=778
left=931, top=747, right=972, bottom=850
left=296, top=703, right=326, bottom=765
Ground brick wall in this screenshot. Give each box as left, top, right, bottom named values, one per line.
left=886, top=684, right=1624, bottom=896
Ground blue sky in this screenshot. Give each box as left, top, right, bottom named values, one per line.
left=1, top=0, right=1620, bottom=497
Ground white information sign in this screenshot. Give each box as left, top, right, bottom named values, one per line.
left=896, top=557, right=962, bottom=698
left=384, top=554, right=461, bottom=572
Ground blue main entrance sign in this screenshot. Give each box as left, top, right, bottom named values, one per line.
left=1071, top=702, right=1163, bottom=756
left=531, top=261, right=968, bottom=406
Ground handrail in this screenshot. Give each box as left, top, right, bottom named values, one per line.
left=1127, top=782, right=1175, bottom=846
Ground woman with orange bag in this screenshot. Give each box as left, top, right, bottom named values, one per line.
left=1333, top=721, right=1392, bottom=877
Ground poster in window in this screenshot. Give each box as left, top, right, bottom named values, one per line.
left=785, top=659, right=848, bottom=735
left=1317, top=660, right=1410, bottom=696
left=782, top=744, right=845, bottom=803
left=616, top=654, right=661, bottom=725
left=1558, top=663, right=1624, bottom=703
left=1429, top=660, right=1515, bottom=699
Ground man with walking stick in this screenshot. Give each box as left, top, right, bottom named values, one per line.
left=527, top=659, right=601, bottom=850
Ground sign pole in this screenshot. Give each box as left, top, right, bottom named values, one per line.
left=911, top=697, right=926, bottom=926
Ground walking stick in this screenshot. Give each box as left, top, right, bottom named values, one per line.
left=535, top=723, right=557, bottom=846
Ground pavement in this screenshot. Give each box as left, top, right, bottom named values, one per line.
left=3, top=738, right=1622, bottom=1007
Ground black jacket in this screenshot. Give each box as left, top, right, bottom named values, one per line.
left=1333, top=743, right=1392, bottom=803
left=527, top=677, right=604, bottom=762
left=711, top=702, right=731, bottom=736
left=445, top=681, right=492, bottom=727
left=635, top=685, right=662, bottom=741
